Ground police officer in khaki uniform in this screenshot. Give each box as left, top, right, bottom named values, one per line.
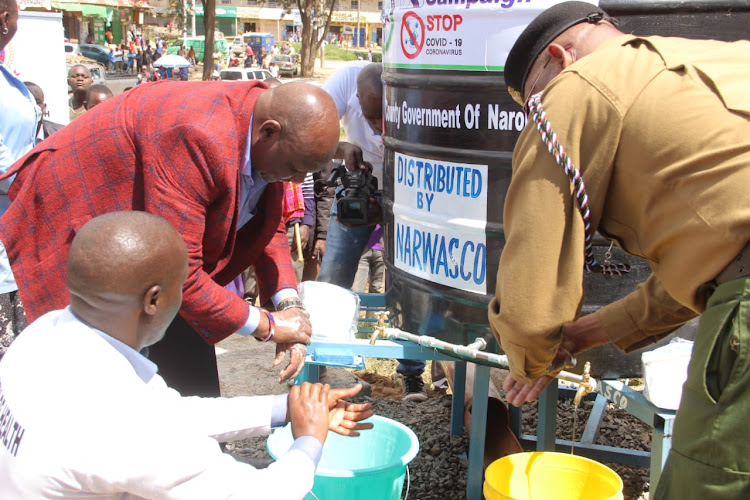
left=488, top=2, right=750, bottom=498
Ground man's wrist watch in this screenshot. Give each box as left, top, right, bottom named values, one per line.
left=255, top=309, right=275, bottom=342
left=277, top=299, right=305, bottom=311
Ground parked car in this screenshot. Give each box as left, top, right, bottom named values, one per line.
left=64, top=42, right=79, bottom=56
left=219, top=68, right=274, bottom=81
left=270, top=54, right=299, bottom=77
left=230, top=36, right=245, bottom=56
left=78, top=44, right=110, bottom=66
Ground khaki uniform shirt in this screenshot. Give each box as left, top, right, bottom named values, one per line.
left=489, top=35, right=750, bottom=384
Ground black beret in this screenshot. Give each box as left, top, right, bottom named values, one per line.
left=505, top=1, right=611, bottom=106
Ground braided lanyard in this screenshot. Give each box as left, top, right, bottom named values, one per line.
left=526, top=92, right=630, bottom=276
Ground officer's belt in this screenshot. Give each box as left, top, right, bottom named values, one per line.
left=715, top=240, right=750, bottom=285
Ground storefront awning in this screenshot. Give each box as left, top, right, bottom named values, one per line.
left=51, top=1, right=82, bottom=11
left=236, top=6, right=295, bottom=21
left=51, top=1, right=113, bottom=18
left=80, top=4, right=112, bottom=18
left=19, top=0, right=53, bottom=10
left=193, top=5, right=237, bottom=18
left=52, top=0, right=148, bottom=8
left=329, top=10, right=381, bottom=25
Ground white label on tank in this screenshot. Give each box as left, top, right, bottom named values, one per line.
left=382, top=0, right=599, bottom=71
left=393, top=152, right=488, bottom=294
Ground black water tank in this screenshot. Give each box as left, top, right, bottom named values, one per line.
left=381, top=0, right=750, bottom=377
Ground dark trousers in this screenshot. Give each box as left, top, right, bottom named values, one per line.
left=147, top=314, right=221, bottom=397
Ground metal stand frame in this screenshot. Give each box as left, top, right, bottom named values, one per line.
left=298, top=346, right=488, bottom=499
left=508, top=380, right=676, bottom=492
left=295, top=293, right=675, bottom=498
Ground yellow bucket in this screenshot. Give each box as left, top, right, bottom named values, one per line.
left=484, top=452, right=624, bottom=500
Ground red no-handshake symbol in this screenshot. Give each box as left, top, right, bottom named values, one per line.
left=401, top=11, right=425, bottom=60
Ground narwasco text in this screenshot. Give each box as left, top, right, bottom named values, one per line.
left=395, top=224, right=487, bottom=288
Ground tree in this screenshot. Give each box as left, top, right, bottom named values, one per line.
left=288, top=0, right=337, bottom=77
left=202, top=0, right=217, bottom=80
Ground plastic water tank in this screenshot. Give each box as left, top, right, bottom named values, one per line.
left=381, top=0, right=750, bottom=376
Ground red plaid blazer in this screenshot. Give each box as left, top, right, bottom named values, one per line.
left=0, top=81, right=297, bottom=344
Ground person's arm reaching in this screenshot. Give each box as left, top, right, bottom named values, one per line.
left=492, top=74, right=698, bottom=395
left=596, top=272, right=698, bottom=352
left=488, top=74, right=621, bottom=385
left=142, top=122, right=270, bottom=344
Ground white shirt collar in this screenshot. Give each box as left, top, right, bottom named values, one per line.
left=68, top=307, right=158, bottom=383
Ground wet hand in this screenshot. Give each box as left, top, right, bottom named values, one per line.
left=275, top=342, right=307, bottom=383
left=289, top=382, right=330, bottom=445
left=327, top=384, right=374, bottom=436
left=503, top=373, right=557, bottom=407
left=271, top=308, right=312, bottom=344
left=503, top=318, right=589, bottom=407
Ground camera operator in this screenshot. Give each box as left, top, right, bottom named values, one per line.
left=317, top=61, right=428, bottom=402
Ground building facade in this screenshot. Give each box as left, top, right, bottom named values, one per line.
left=148, top=0, right=383, bottom=47
left=20, top=0, right=151, bottom=45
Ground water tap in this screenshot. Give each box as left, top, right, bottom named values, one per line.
left=369, top=311, right=389, bottom=345
left=574, top=361, right=593, bottom=406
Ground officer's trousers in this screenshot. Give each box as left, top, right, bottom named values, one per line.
left=655, top=277, right=750, bottom=499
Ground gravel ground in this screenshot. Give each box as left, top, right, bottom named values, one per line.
left=226, top=367, right=651, bottom=500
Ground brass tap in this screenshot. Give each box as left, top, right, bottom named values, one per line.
left=369, top=311, right=389, bottom=345
left=574, top=361, right=593, bottom=406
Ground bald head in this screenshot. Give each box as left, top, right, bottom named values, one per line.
left=357, top=63, right=383, bottom=100
left=264, top=77, right=282, bottom=88
left=357, top=63, right=383, bottom=134
left=251, top=82, right=340, bottom=183
left=521, top=20, right=621, bottom=101
left=86, top=84, right=113, bottom=110
left=69, top=211, right=186, bottom=297
left=68, top=212, right=188, bottom=348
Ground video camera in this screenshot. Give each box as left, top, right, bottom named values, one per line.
left=316, top=162, right=380, bottom=225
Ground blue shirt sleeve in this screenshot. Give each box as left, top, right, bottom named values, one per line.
left=290, top=436, right=324, bottom=469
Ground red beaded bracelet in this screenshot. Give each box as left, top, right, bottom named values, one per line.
left=254, top=308, right=275, bottom=343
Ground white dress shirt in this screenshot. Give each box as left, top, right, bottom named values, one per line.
left=0, top=307, right=321, bottom=499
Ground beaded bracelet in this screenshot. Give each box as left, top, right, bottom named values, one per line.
left=254, top=308, right=275, bottom=342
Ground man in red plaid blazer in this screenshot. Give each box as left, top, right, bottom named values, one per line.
left=0, top=80, right=341, bottom=396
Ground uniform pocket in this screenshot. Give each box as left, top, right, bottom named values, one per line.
left=704, top=302, right=740, bottom=403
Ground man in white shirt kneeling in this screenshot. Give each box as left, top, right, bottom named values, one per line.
left=0, top=211, right=373, bottom=499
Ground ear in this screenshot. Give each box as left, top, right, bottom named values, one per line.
left=258, top=119, right=281, bottom=141
left=143, top=285, right=161, bottom=316
left=547, top=43, right=575, bottom=70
